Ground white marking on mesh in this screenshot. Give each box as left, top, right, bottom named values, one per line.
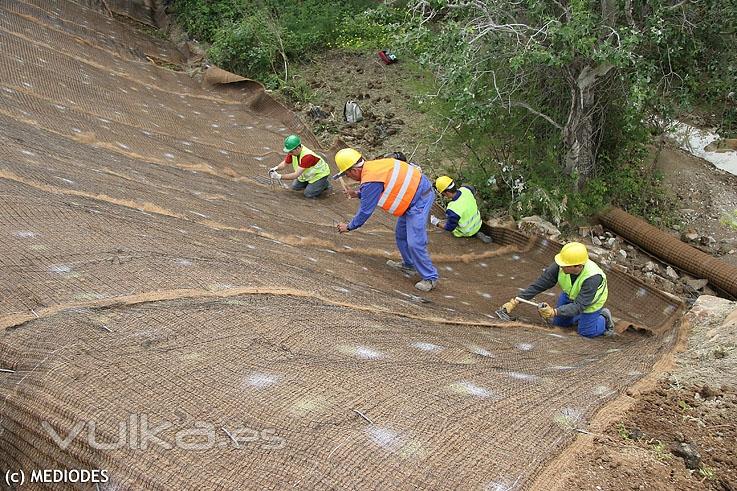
left=367, top=427, right=397, bottom=448
left=377, top=161, right=402, bottom=209
left=411, top=341, right=443, bottom=352
left=468, top=346, right=493, bottom=357
left=357, top=347, right=382, bottom=359
left=455, top=381, right=491, bottom=398
left=50, top=265, right=71, bottom=274
left=515, top=343, right=534, bottom=351
left=245, top=372, right=278, bottom=388
left=507, top=372, right=537, bottom=382
left=16, top=231, right=38, bottom=238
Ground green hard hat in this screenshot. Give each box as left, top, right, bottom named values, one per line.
left=283, top=134, right=301, bottom=153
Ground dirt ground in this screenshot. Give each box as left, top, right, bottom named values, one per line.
left=654, top=142, right=737, bottom=268
left=558, top=296, right=737, bottom=491
left=271, top=51, right=458, bottom=176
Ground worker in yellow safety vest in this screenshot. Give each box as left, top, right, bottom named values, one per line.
left=333, top=148, right=439, bottom=292
left=269, top=134, right=331, bottom=198
left=431, top=176, right=492, bottom=244
left=497, top=242, right=615, bottom=337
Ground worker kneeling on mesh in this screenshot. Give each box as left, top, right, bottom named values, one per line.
left=268, top=135, right=331, bottom=198
left=498, top=242, right=614, bottom=337
left=334, top=148, right=439, bottom=292
left=431, top=176, right=492, bottom=244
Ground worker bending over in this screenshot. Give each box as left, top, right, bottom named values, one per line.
left=334, top=148, right=439, bottom=292
left=431, top=176, right=492, bottom=244
left=498, top=242, right=614, bottom=337
left=269, top=135, right=331, bottom=198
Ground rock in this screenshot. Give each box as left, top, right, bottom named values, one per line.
left=605, top=237, right=617, bottom=249
left=589, top=245, right=610, bottom=258
left=612, top=264, right=629, bottom=274
left=486, top=215, right=515, bottom=229
left=643, top=261, right=658, bottom=272
left=700, top=236, right=717, bottom=246
left=592, top=236, right=602, bottom=246
left=659, top=278, right=675, bottom=292
left=665, top=266, right=679, bottom=280
left=672, top=224, right=681, bottom=231
left=307, top=105, right=329, bottom=121
left=699, top=384, right=721, bottom=399
left=670, top=442, right=702, bottom=470
left=683, top=230, right=699, bottom=242
left=686, top=278, right=709, bottom=290
left=518, top=215, right=561, bottom=239
left=618, top=249, right=627, bottom=259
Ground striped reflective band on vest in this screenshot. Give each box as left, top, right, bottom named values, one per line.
left=361, top=158, right=422, bottom=216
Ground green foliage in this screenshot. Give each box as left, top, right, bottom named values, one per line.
left=208, top=11, right=277, bottom=79
left=334, top=5, right=405, bottom=50
left=172, top=0, right=376, bottom=79
left=648, top=439, right=673, bottom=462
left=616, top=423, right=631, bottom=441
left=699, top=465, right=717, bottom=480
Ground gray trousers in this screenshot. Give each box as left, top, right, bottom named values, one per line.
left=292, top=176, right=330, bottom=198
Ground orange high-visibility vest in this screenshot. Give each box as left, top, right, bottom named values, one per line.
left=360, top=158, right=422, bottom=216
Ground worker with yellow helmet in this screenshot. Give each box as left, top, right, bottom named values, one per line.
left=431, top=176, right=492, bottom=244
left=497, top=242, right=614, bottom=337
left=333, top=148, right=439, bottom=292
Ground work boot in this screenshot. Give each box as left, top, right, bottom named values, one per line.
left=414, top=279, right=437, bottom=292
left=475, top=231, right=492, bottom=244
left=386, top=259, right=417, bottom=275
left=601, top=308, right=615, bottom=336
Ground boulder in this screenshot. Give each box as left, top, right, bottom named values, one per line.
left=686, top=278, right=709, bottom=290
left=518, top=215, right=561, bottom=239
left=665, top=266, right=679, bottom=281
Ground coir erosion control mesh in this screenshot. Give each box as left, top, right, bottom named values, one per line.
left=0, top=1, right=682, bottom=488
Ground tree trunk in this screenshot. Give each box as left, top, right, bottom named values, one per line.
left=562, top=63, right=614, bottom=188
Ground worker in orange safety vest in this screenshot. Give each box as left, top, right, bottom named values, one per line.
left=333, top=148, right=439, bottom=292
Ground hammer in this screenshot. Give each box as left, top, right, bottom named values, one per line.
left=495, top=297, right=553, bottom=326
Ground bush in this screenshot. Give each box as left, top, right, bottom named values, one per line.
left=173, top=0, right=378, bottom=80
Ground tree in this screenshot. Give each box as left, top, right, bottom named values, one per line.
left=409, top=0, right=735, bottom=188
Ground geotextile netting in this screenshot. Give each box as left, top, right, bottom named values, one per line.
left=0, top=1, right=683, bottom=488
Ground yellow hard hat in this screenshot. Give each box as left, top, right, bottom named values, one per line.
left=555, top=242, right=589, bottom=267
left=435, top=175, right=455, bottom=193
left=332, top=148, right=363, bottom=179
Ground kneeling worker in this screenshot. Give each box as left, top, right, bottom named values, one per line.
left=269, top=134, right=331, bottom=198
left=431, top=176, right=492, bottom=244
left=334, top=148, right=439, bottom=292
left=498, top=242, right=614, bottom=337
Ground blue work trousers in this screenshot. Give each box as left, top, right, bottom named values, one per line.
left=551, top=292, right=606, bottom=338
left=395, top=190, right=438, bottom=281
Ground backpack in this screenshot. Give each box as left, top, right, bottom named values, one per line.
left=344, top=100, right=363, bottom=124
left=378, top=50, right=398, bottom=65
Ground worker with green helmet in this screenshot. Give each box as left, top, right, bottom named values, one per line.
left=431, top=176, right=492, bottom=244
left=497, top=242, right=614, bottom=337
left=269, top=134, right=331, bottom=198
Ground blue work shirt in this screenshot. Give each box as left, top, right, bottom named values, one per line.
left=348, top=175, right=432, bottom=230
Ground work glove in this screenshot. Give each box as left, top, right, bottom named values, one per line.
left=537, top=302, right=556, bottom=320
left=269, top=165, right=279, bottom=173
left=501, top=298, right=519, bottom=314
left=430, top=215, right=440, bottom=227
left=269, top=170, right=282, bottom=180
